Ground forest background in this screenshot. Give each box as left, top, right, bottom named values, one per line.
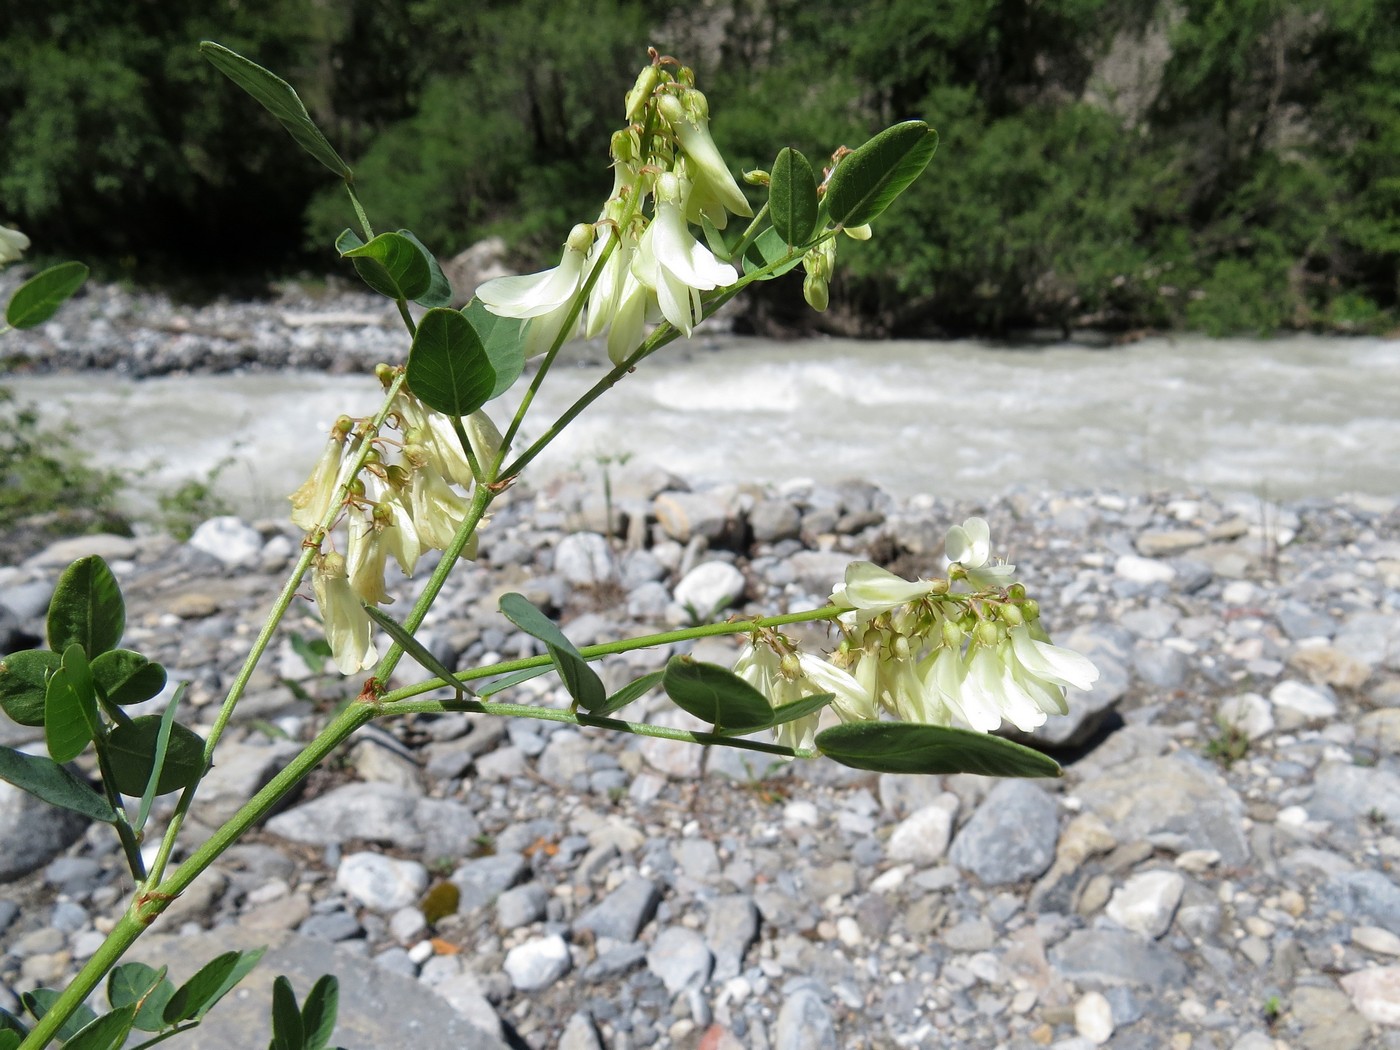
left=2, top=0, right=1398, bottom=338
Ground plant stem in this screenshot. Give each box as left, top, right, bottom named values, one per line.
left=344, top=181, right=374, bottom=243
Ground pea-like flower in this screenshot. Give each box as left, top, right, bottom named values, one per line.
left=312, top=552, right=378, bottom=675
left=289, top=420, right=352, bottom=530
left=476, top=224, right=596, bottom=319
left=0, top=225, right=30, bottom=265
left=946, top=516, right=1017, bottom=588
left=633, top=173, right=737, bottom=337
left=832, top=561, right=942, bottom=617
left=734, top=641, right=873, bottom=751
left=658, top=89, right=752, bottom=228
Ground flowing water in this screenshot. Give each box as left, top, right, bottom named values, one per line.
left=10, top=334, right=1399, bottom=517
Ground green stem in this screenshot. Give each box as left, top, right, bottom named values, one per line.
left=728, top=200, right=770, bottom=261
left=344, top=181, right=374, bottom=243
left=395, top=298, right=417, bottom=338
left=450, top=415, right=485, bottom=487
left=92, top=742, right=146, bottom=881
left=126, top=1022, right=204, bottom=1050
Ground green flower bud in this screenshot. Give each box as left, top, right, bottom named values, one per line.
left=803, top=272, right=829, bottom=312
left=744, top=169, right=771, bottom=186
left=625, top=64, right=661, bottom=121
left=999, top=603, right=1024, bottom=627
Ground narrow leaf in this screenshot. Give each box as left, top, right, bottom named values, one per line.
left=91, top=650, right=167, bottom=706
left=407, top=307, right=496, bottom=417
left=137, top=685, right=188, bottom=831
left=342, top=231, right=431, bottom=301
left=769, top=147, right=819, bottom=247
left=47, top=555, right=125, bottom=657
left=399, top=231, right=453, bottom=308
left=5, top=262, right=88, bottom=330
left=0, top=745, right=117, bottom=823
left=476, top=663, right=553, bottom=698
left=45, top=644, right=100, bottom=764
left=362, top=606, right=472, bottom=696
left=815, top=721, right=1062, bottom=777
left=164, top=947, right=267, bottom=1024
left=21, top=989, right=96, bottom=1042
left=60, top=1006, right=137, bottom=1050
left=596, top=669, right=665, bottom=716
left=498, top=593, right=606, bottom=711
left=108, top=962, right=175, bottom=1033
left=108, top=715, right=205, bottom=797
left=199, top=41, right=351, bottom=178
left=461, top=300, right=525, bottom=400
left=823, top=121, right=938, bottom=228
left=269, top=976, right=303, bottom=1050
left=661, top=656, right=773, bottom=733
left=0, top=649, right=61, bottom=726
left=742, top=228, right=804, bottom=280
left=765, top=692, right=834, bottom=729
left=300, top=975, right=340, bottom=1050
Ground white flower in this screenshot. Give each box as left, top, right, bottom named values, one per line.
left=795, top=652, right=876, bottom=723
left=633, top=173, right=737, bottom=337
left=832, top=561, right=939, bottom=615
left=946, top=516, right=1017, bottom=588
left=476, top=224, right=595, bottom=319
left=313, top=552, right=378, bottom=675
left=0, top=225, right=30, bottom=265
left=606, top=270, right=652, bottom=365
left=409, top=465, right=470, bottom=550
left=290, top=431, right=349, bottom=531
left=346, top=513, right=391, bottom=605
left=733, top=642, right=872, bottom=751
left=1007, top=625, right=1099, bottom=692
left=658, top=89, right=752, bottom=228
left=378, top=489, right=421, bottom=576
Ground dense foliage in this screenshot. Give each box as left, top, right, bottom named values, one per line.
left=2, top=0, right=1397, bottom=333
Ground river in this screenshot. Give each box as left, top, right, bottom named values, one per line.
left=8, top=334, right=1398, bottom=516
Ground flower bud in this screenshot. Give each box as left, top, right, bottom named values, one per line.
left=374, top=363, right=396, bottom=387
left=803, top=272, right=829, bottom=312
left=744, top=169, right=771, bottom=186
left=566, top=223, right=596, bottom=254
left=942, top=619, right=965, bottom=649
left=625, top=64, right=661, bottom=121
left=1020, top=599, right=1041, bottom=622
left=779, top=652, right=802, bottom=680
left=999, top=603, right=1025, bottom=627
left=976, top=621, right=1001, bottom=646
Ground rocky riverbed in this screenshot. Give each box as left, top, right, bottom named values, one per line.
left=3, top=474, right=1400, bottom=1049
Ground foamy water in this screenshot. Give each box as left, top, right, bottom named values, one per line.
left=10, top=334, right=1399, bottom=517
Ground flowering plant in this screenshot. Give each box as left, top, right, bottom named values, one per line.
left=0, top=44, right=1094, bottom=1049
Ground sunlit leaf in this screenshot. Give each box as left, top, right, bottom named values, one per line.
left=47, top=555, right=125, bottom=658
left=596, top=669, right=665, bottom=716
left=498, top=593, right=606, bottom=711
left=342, top=231, right=432, bottom=301
left=815, top=721, right=1061, bottom=777
left=45, top=644, right=100, bottom=764
left=399, top=231, right=453, bottom=308
left=362, top=605, right=472, bottom=696
left=107, top=715, right=205, bottom=797
left=742, top=228, right=804, bottom=280
left=108, top=962, right=175, bottom=1033
left=0, top=649, right=61, bottom=726
left=0, top=745, right=117, bottom=823
left=164, top=947, right=267, bottom=1024
left=138, top=685, right=189, bottom=832
left=765, top=692, right=834, bottom=729
left=662, top=656, right=773, bottom=733
left=461, top=300, right=525, bottom=400
left=823, top=120, right=938, bottom=228
left=21, top=989, right=96, bottom=1042
left=300, top=974, right=340, bottom=1050
left=90, top=650, right=166, bottom=707
left=60, top=1006, right=137, bottom=1050
left=5, top=262, right=88, bottom=330
left=269, top=977, right=303, bottom=1050
left=769, top=147, right=819, bottom=247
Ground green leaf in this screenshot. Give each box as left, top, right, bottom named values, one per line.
left=333, top=228, right=364, bottom=255
left=21, top=989, right=96, bottom=1042
left=0, top=1030, right=19, bottom=1050
left=661, top=656, right=774, bottom=733
left=137, top=685, right=188, bottom=831
left=476, top=663, right=552, bottom=698
left=47, top=555, right=125, bottom=657
left=406, top=307, right=496, bottom=417
left=60, top=1006, right=136, bottom=1050
left=399, top=231, right=453, bottom=308
left=823, top=120, right=938, bottom=228
left=362, top=605, right=472, bottom=697
left=289, top=633, right=331, bottom=675
left=461, top=300, right=525, bottom=400
left=165, top=947, right=267, bottom=1024
left=300, top=975, right=339, bottom=1050
left=0, top=649, right=61, bottom=726
left=0, top=1006, right=27, bottom=1037
left=0, top=744, right=117, bottom=823
left=498, top=593, right=606, bottom=711
left=45, top=644, right=100, bottom=764
left=108, top=962, right=176, bottom=1033
left=90, top=650, right=167, bottom=706
left=341, top=231, right=431, bottom=301
left=269, top=976, right=303, bottom=1050
left=107, top=715, right=205, bottom=797
left=5, top=262, right=89, bottom=330
left=199, top=41, right=351, bottom=178
left=769, top=147, right=819, bottom=247
left=815, top=722, right=1062, bottom=777
left=596, top=669, right=665, bottom=716
left=742, top=228, right=805, bottom=280
left=765, top=692, right=834, bottom=729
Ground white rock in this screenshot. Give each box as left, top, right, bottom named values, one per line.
left=1354, top=926, right=1400, bottom=957
left=782, top=800, right=820, bottom=828
left=1174, top=850, right=1221, bottom=874
left=886, top=799, right=957, bottom=866
left=188, top=516, right=265, bottom=569
left=1340, top=966, right=1400, bottom=1025
left=673, top=561, right=746, bottom=617
left=554, top=532, right=615, bottom=587
left=1113, top=555, right=1175, bottom=584
left=335, top=852, right=429, bottom=913
left=1221, top=580, right=1256, bottom=605
left=1269, top=680, right=1337, bottom=720
left=1216, top=693, right=1274, bottom=741
left=1075, top=990, right=1115, bottom=1044
left=504, top=934, right=572, bottom=991
left=1105, top=869, right=1184, bottom=938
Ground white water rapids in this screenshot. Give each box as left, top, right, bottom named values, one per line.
left=10, top=334, right=1399, bottom=517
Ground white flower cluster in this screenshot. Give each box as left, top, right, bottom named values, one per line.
left=735, top=518, right=1099, bottom=749
left=290, top=378, right=504, bottom=674
left=475, top=56, right=752, bottom=364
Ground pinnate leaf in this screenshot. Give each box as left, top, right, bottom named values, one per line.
left=498, top=593, right=606, bottom=711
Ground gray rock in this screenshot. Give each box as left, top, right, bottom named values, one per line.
left=495, top=883, right=548, bottom=929
left=197, top=739, right=304, bottom=824
left=0, top=578, right=52, bottom=621
left=1104, top=869, right=1185, bottom=938
left=188, top=516, right=265, bottom=569
left=1074, top=754, right=1249, bottom=865
left=1023, top=625, right=1129, bottom=748
left=673, top=561, right=746, bottom=617
left=948, top=779, right=1059, bottom=885
left=0, top=776, right=90, bottom=882
left=574, top=876, right=660, bottom=942
left=1308, top=762, right=1400, bottom=829
left=504, top=934, right=571, bottom=991
left=1133, top=644, right=1189, bottom=690
left=646, top=925, right=713, bottom=993
left=559, top=1011, right=605, bottom=1050
left=335, top=852, right=429, bottom=913
left=432, top=971, right=503, bottom=1039
left=554, top=532, right=616, bottom=587
left=654, top=491, right=733, bottom=544
left=266, top=784, right=481, bottom=857
left=886, top=800, right=956, bottom=866
left=1322, top=870, right=1400, bottom=929
left=1275, top=600, right=1338, bottom=640
left=298, top=909, right=363, bottom=942
left=705, top=894, right=760, bottom=981
left=774, top=986, right=838, bottom=1050
left=1135, top=529, right=1206, bottom=557
left=537, top=730, right=594, bottom=787
left=451, top=852, right=529, bottom=913
left=44, top=856, right=106, bottom=897
left=373, top=947, right=418, bottom=978
left=1050, top=929, right=1189, bottom=988
left=27, top=533, right=140, bottom=568
left=784, top=550, right=851, bottom=596
left=750, top=500, right=802, bottom=543
left=0, top=898, right=18, bottom=934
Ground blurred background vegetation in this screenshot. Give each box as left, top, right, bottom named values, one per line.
left=2, top=0, right=1397, bottom=336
